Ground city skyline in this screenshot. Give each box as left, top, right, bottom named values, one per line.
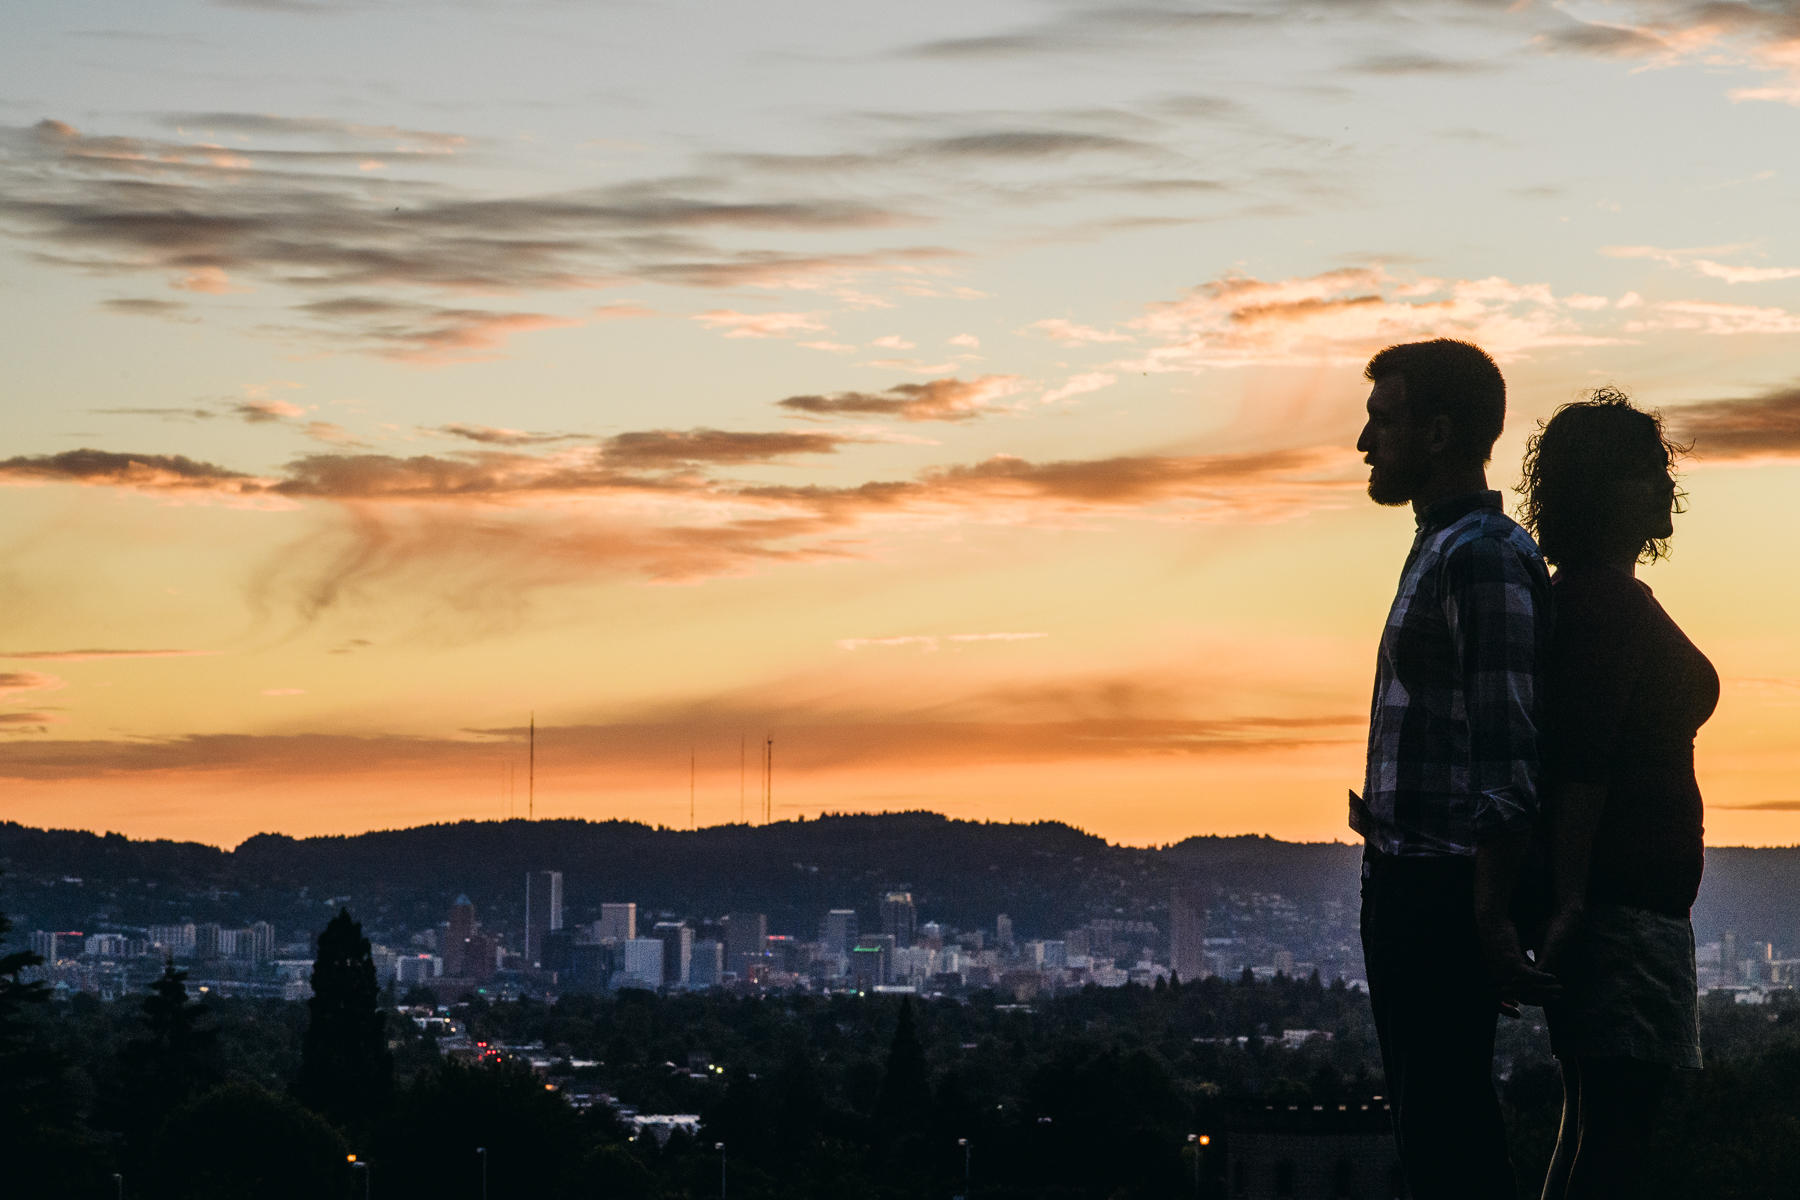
left=7, top=2, right=1800, bottom=848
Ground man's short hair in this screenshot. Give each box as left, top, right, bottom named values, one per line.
left=1363, top=339, right=1506, bottom=466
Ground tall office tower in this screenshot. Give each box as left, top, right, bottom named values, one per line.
left=723, top=912, right=768, bottom=978
left=249, top=921, right=276, bottom=964
left=852, top=934, right=896, bottom=987
left=995, top=914, right=1014, bottom=949
left=215, top=929, right=245, bottom=959
left=1723, top=931, right=1740, bottom=982
left=880, top=892, right=917, bottom=949
left=542, top=929, right=576, bottom=975
left=148, top=924, right=197, bottom=958
left=596, top=902, right=636, bottom=942
left=525, top=870, right=563, bottom=964
left=28, top=931, right=57, bottom=962
left=1169, top=885, right=1209, bottom=982
left=820, top=909, right=859, bottom=957
left=654, top=921, right=694, bottom=988
left=445, top=894, right=478, bottom=976
left=620, top=938, right=664, bottom=989
left=689, top=940, right=724, bottom=988
left=194, top=923, right=222, bottom=960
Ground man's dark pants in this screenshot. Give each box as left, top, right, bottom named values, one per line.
left=1361, top=849, right=1517, bottom=1200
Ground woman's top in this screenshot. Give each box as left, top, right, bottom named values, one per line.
left=1547, top=566, right=1719, bottom=916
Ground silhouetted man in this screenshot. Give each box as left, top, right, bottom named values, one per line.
left=1351, top=339, right=1557, bottom=1200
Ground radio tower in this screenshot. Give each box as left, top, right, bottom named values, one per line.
left=763, top=732, right=774, bottom=824
left=528, top=712, right=535, bottom=821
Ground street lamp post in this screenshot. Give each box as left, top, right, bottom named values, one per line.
left=351, top=1160, right=370, bottom=1200
left=112, top=1173, right=122, bottom=1200
left=715, top=1142, right=726, bottom=1199
left=957, top=1138, right=971, bottom=1199
left=1187, top=1134, right=1209, bottom=1198
left=476, top=1147, right=487, bottom=1200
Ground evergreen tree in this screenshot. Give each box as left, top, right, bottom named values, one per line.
left=104, top=962, right=219, bottom=1159
left=0, top=907, right=54, bottom=1130
left=873, top=998, right=932, bottom=1135
left=293, top=908, right=393, bottom=1134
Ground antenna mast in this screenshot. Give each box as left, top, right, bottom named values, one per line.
left=690, top=745, right=696, bottom=830
left=764, top=732, right=773, bottom=824
left=739, top=733, right=746, bottom=825
left=528, top=712, right=535, bottom=821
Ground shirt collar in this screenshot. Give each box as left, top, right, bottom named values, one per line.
left=1414, top=489, right=1502, bottom=535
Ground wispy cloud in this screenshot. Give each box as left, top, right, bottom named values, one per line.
left=1537, top=1, right=1800, bottom=105
left=692, top=310, right=828, bottom=339
left=1125, top=267, right=1619, bottom=372
left=1666, top=384, right=1800, bottom=459
left=777, top=375, right=1024, bottom=422
left=1602, top=244, right=1800, bottom=283
left=0, top=649, right=221, bottom=661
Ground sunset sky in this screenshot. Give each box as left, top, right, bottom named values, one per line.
left=5, top=0, right=1800, bottom=849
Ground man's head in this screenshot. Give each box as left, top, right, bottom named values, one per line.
left=1356, top=339, right=1506, bottom=507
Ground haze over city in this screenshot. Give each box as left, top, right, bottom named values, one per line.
left=6, top=0, right=1800, bottom=848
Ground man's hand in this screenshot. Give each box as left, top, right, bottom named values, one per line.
left=1477, top=913, right=1561, bottom=1015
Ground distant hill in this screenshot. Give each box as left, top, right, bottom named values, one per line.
left=1, top=815, right=1793, bottom=953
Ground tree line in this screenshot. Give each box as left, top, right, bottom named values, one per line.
left=6, top=904, right=1800, bottom=1198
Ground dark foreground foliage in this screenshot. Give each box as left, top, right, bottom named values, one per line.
left=8, top=904, right=1800, bottom=1199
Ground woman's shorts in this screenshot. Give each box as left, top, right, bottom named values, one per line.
left=1545, top=902, right=1703, bottom=1069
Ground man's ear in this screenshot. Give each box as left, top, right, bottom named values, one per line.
left=1425, top=413, right=1454, bottom=458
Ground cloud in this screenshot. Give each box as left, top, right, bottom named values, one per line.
left=1125, top=267, right=1618, bottom=372
left=1536, top=3, right=1800, bottom=104
left=435, top=423, right=579, bottom=447
left=0, top=671, right=65, bottom=698
left=778, top=375, right=1025, bottom=422
left=914, top=131, right=1149, bottom=159
left=293, top=297, right=582, bottom=363
left=102, top=298, right=193, bottom=319
left=1665, top=384, right=1800, bottom=459
left=692, top=310, right=828, bottom=339
left=841, top=631, right=1049, bottom=651
left=161, top=112, right=469, bottom=152
left=1627, top=301, right=1800, bottom=337
left=600, top=429, right=850, bottom=466
left=0, top=648, right=220, bottom=661
left=0, top=449, right=268, bottom=498
left=1348, top=53, right=1500, bottom=75
left=1041, top=373, right=1117, bottom=405
left=231, top=397, right=307, bottom=423
left=948, top=333, right=980, bottom=347
left=1028, top=318, right=1136, bottom=345
left=1602, top=243, right=1800, bottom=283
left=0, top=118, right=933, bottom=354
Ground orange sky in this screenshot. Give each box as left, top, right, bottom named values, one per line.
left=4, top=1, right=1800, bottom=848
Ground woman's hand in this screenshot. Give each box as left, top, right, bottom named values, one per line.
left=1478, top=912, right=1562, bottom=1016
left=1536, top=904, right=1584, bottom=979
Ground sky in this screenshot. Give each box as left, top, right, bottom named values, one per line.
left=5, top=0, right=1800, bottom=850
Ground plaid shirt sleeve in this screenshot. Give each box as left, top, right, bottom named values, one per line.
left=1440, top=530, right=1547, bottom=841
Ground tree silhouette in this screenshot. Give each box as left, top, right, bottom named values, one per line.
left=293, top=908, right=393, bottom=1134
left=874, top=997, right=933, bottom=1136
left=154, top=1082, right=350, bottom=1200
left=105, top=962, right=219, bottom=1163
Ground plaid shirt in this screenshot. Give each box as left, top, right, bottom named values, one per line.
left=1351, top=491, right=1552, bottom=858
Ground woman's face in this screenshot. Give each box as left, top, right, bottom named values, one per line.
left=1625, top=464, right=1678, bottom=546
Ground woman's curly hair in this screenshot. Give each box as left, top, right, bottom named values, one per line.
left=1516, top=386, right=1689, bottom=568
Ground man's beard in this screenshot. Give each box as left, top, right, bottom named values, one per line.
left=1367, top=457, right=1430, bottom=507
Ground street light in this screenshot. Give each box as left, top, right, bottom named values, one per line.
left=715, top=1142, right=726, bottom=1199
left=1187, top=1134, right=1210, bottom=1198
left=350, top=1160, right=370, bottom=1200
left=957, top=1138, right=971, bottom=1199
left=476, top=1147, right=487, bottom=1200
left=112, top=1173, right=122, bottom=1200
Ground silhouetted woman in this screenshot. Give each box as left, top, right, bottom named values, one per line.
left=1517, top=388, right=1715, bottom=1200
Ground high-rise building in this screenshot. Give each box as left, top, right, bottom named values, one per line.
left=880, top=892, right=917, bottom=949
left=1170, top=885, right=1209, bottom=982
left=820, top=909, right=859, bottom=957
left=216, top=929, right=246, bottom=959
left=28, top=931, right=58, bottom=962
left=249, top=921, right=276, bottom=964
left=654, top=922, right=694, bottom=988
left=724, top=912, right=768, bottom=979
left=148, top=924, right=197, bottom=958
left=689, top=940, right=723, bottom=988
left=526, top=870, right=563, bottom=964
left=1723, top=931, right=1740, bottom=982
left=995, top=914, right=1014, bottom=949
left=619, top=938, right=664, bottom=989
left=596, top=903, right=636, bottom=942
left=1040, top=939, right=1068, bottom=970
left=851, top=934, right=895, bottom=987
left=567, top=942, right=614, bottom=994
left=542, top=929, right=576, bottom=975
left=194, top=923, right=222, bottom=960
left=448, top=895, right=476, bottom=943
